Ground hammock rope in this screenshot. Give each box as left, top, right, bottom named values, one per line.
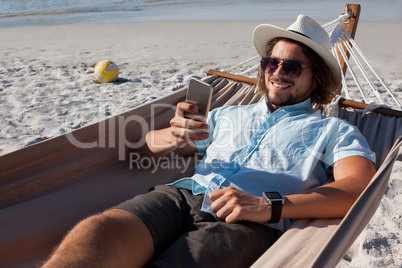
left=340, top=30, right=402, bottom=109
left=331, top=45, right=352, bottom=100
left=339, top=34, right=384, bottom=104
left=220, top=12, right=402, bottom=111
left=332, top=39, right=369, bottom=103
left=326, top=12, right=400, bottom=109
left=222, top=55, right=260, bottom=72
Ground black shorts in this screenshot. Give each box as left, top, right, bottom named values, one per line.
left=112, top=185, right=281, bottom=268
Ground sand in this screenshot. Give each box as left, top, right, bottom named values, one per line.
left=0, top=20, right=401, bottom=267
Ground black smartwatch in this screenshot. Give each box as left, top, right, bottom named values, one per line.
left=262, top=191, right=284, bottom=224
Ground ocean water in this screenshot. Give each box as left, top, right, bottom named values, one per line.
left=0, top=0, right=401, bottom=28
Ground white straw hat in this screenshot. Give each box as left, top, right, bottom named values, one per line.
left=253, top=15, right=341, bottom=86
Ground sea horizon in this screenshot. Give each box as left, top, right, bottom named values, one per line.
left=0, top=0, right=401, bottom=29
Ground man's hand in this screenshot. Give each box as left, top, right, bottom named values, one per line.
left=145, top=102, right=210, bottom=156
left=209, top=187, right=271, bottom=224
left=169, top=102, right=210, bottom=148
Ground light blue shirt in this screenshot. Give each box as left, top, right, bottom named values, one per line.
left=170, top=98, right=375, bottom=230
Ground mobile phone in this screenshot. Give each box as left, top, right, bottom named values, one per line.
left=184, top=78, right=213, bottom=123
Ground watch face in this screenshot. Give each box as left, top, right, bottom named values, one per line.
left=265, top=192, right=282, bottom=199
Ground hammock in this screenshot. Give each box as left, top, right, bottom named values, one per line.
left=0, top=3, right=401, bottom=268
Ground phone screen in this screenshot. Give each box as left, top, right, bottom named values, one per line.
left=184, top=78, right=213, bottom=122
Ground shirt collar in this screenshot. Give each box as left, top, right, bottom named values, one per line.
left=263, top=97, right=314, bottom=114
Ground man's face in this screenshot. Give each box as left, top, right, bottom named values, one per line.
left=264, top=40, right=315, bottom=111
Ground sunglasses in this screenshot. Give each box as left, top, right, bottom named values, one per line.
left=260, top=57, right=310, bottom=78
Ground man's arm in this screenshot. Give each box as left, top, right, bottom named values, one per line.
left=209, top=155, right=376, bottom=223
left=281, top=155, right=376, bottom=219
left=145, top=102, right=210, bottom=157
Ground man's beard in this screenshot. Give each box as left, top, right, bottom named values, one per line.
left=270, top=94, right=305, bottom=107
left=266, top=76, right=311, bottom=107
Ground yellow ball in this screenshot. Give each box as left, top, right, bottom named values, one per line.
left=94, top=60, right=119, bottom=83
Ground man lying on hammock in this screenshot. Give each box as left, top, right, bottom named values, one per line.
left=42, top=15, right=376, bottom=268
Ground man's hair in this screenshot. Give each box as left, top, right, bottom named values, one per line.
left=257, top=37, right=338, bottom=110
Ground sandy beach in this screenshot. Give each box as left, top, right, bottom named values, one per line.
left=0, top=20, right=401, bottom=267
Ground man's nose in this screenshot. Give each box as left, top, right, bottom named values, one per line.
left=271, top=64, right=287, bottom=77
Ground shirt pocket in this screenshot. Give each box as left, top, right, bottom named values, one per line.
left=273, top=120, right=322, bottom=159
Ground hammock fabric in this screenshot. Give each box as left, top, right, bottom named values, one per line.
left=0, top=75, right=401, bottom=267
left=1, top=3, right=402, bottom=267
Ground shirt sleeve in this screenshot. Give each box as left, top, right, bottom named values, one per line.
left=323, top=119, right=376, bottom=169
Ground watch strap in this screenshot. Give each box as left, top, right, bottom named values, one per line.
left=268, top=200, right=283, bottom=224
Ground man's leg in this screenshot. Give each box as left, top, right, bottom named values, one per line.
left=147, top=187, right=282, bottom=268
left=42, top=209, right=154, bottom=268
left=148, top=220, right=280, bottom=268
